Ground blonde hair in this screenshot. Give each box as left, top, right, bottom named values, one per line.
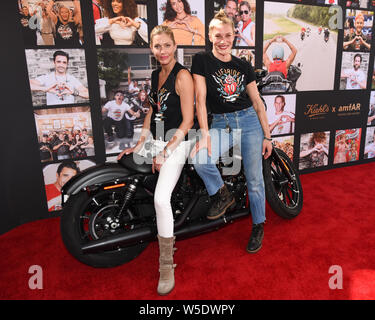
left=208, top=9, right=235, bottom=35
left=150, top=25, right=176, bottom=46
left=355, top=13, right=364, bottom=22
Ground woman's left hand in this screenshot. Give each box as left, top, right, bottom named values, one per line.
left=178, top=20, right=194, bottom=32
left=262, top=140, right=272, bottom=159
left=120, top=16, right=140, bottom=29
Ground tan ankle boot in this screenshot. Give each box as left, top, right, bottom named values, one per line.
left=157, top=235, right=176, bottom=295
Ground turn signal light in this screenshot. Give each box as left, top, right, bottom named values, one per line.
left=104, top=183, right=126, bottom=190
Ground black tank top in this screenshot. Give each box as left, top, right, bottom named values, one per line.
left=55, top=20, right=80, bottom=46
left=149, top=62, right=187, bottom=141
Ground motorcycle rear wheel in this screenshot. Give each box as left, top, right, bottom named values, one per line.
left=60, top=189, right=149, bottom=268
left=263, top=148, right=303, bottom=219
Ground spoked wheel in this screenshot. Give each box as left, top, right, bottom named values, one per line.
left=263, top=148, right=303, bottom=219
left=60, top=189, right=149, bottom=268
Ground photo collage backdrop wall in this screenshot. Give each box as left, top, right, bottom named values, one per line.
left=17, top=0, right=375, bottom=214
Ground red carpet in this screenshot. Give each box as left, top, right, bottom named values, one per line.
left=1, top=162, right=375, bottom=300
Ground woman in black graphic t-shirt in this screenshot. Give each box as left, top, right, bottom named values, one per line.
left=19, top=6, right=37, bottom=46
left=117, top=26, right=195, bottom=296
left=46, top=0, right=82, bottom=46
left=191, top=10, right=272, bottom=254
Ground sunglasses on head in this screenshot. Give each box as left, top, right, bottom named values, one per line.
left=240, top=10, right=249, bottom=15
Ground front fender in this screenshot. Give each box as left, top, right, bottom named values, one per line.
left=62, top=163, right=132, bottom=196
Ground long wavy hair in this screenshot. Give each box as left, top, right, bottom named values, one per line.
left=309, top=132, right=326, bottom=147
left=163, top=0, right=191, bottom=21
left=102, top=0, right=137, bottom=19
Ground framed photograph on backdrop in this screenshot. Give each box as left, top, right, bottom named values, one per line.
left=340, top=51, right=369, bottom=90
left=272, top=135, right=294, bottom=160
left=98, top=48, right=152, bottom=154
left=263, top=1, right=338, bottom=92
left=18, top=0, right=84, bottom=47
left=364, top=126, right=375, bottom=159
left=346, top=0, right=372, bottom=9
left=333, top=128, right=362, bottom=164
left=42, top=159, right=96, bottom=212
left=34, top=106, right=95, bottom=163
left=343, top=9, right=373, bottom=52
left=262, top=94, right=296, bottom=136
left=299, top=131, right=330, bottom=170
left=371, top=57, right=375, bottom=89
left=368, top=92, right=375, bottom=125
left=157, top=0, right=205, bottom=46
left=26, top=48, right=89, bottom=106
left=214, top=0, right=256, bottom=47
left=92, top=0, right=149, bottom=46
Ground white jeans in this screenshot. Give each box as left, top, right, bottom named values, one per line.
left=136, top=138, right=194, bottom=237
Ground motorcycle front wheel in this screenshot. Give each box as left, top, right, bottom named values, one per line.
left=263, top=148, right=303, bottom=219
left=60, top=189, right=149, bottom=268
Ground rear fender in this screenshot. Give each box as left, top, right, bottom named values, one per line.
left=62, top=163, right=132, bottom=196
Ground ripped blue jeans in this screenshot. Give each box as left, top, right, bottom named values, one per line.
left=192, top=107, right=266, bottom=224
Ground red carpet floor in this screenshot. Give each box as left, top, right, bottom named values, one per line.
left=1, top=162, right=375, bottom=300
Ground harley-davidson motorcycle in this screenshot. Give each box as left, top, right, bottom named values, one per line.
left=257, top=64, right=302, bottom=94
left=60, top=71, right=303, bottom=268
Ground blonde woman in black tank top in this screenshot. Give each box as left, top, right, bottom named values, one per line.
left=117, top=25, right=195, bottom=296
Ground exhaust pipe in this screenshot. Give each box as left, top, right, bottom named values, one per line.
left=81, top=226, right=156, bottom=254
left=81, top=209, right=249, bottom=254
left=175, top=209, right=249, bottom=240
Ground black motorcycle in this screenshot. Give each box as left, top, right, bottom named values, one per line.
left=60, top=77, right=303, bottom=269
left=256, top=64, right=302, bottom=94
left=324, top=29, right=330, bottom=43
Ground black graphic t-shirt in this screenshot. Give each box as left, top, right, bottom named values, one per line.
left=53, top=139, right=70, bottom=156
left=148, top=62, right=187, bottom=141
left=55, top=21, right=80, bottom=46
left=39, top=142, right=52, bottom=161
left=344, top=32, right=370, bottom=51
left=191, top=51, right=256, bottom=114
left=19, top=13, right=37, bottom=46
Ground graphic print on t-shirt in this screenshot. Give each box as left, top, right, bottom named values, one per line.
left=20, top=16, right=30, bottom=27
left=212, top=68, right=245, bottom=103
left=57, top=24, right=74, bottom=40
left=112, top=108, right=123, bottom=120
left=149, top=88, right=171, bottom=122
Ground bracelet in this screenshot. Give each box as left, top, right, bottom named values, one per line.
left=264, top=137, right=272, bottom=141
left=164, top=146, right=172, bottom=158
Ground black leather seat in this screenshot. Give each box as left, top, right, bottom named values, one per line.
left=118, top=153, right=153, bottom=174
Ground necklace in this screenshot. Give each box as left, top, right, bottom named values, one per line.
left=176, top=13, right=188, bottom=22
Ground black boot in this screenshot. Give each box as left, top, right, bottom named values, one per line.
left=207, top=184, right=235, bottom=220
left=246, top=223, right=264, bottom=253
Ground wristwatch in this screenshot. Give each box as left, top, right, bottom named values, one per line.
left=264, top=137, right=272, bottom=141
